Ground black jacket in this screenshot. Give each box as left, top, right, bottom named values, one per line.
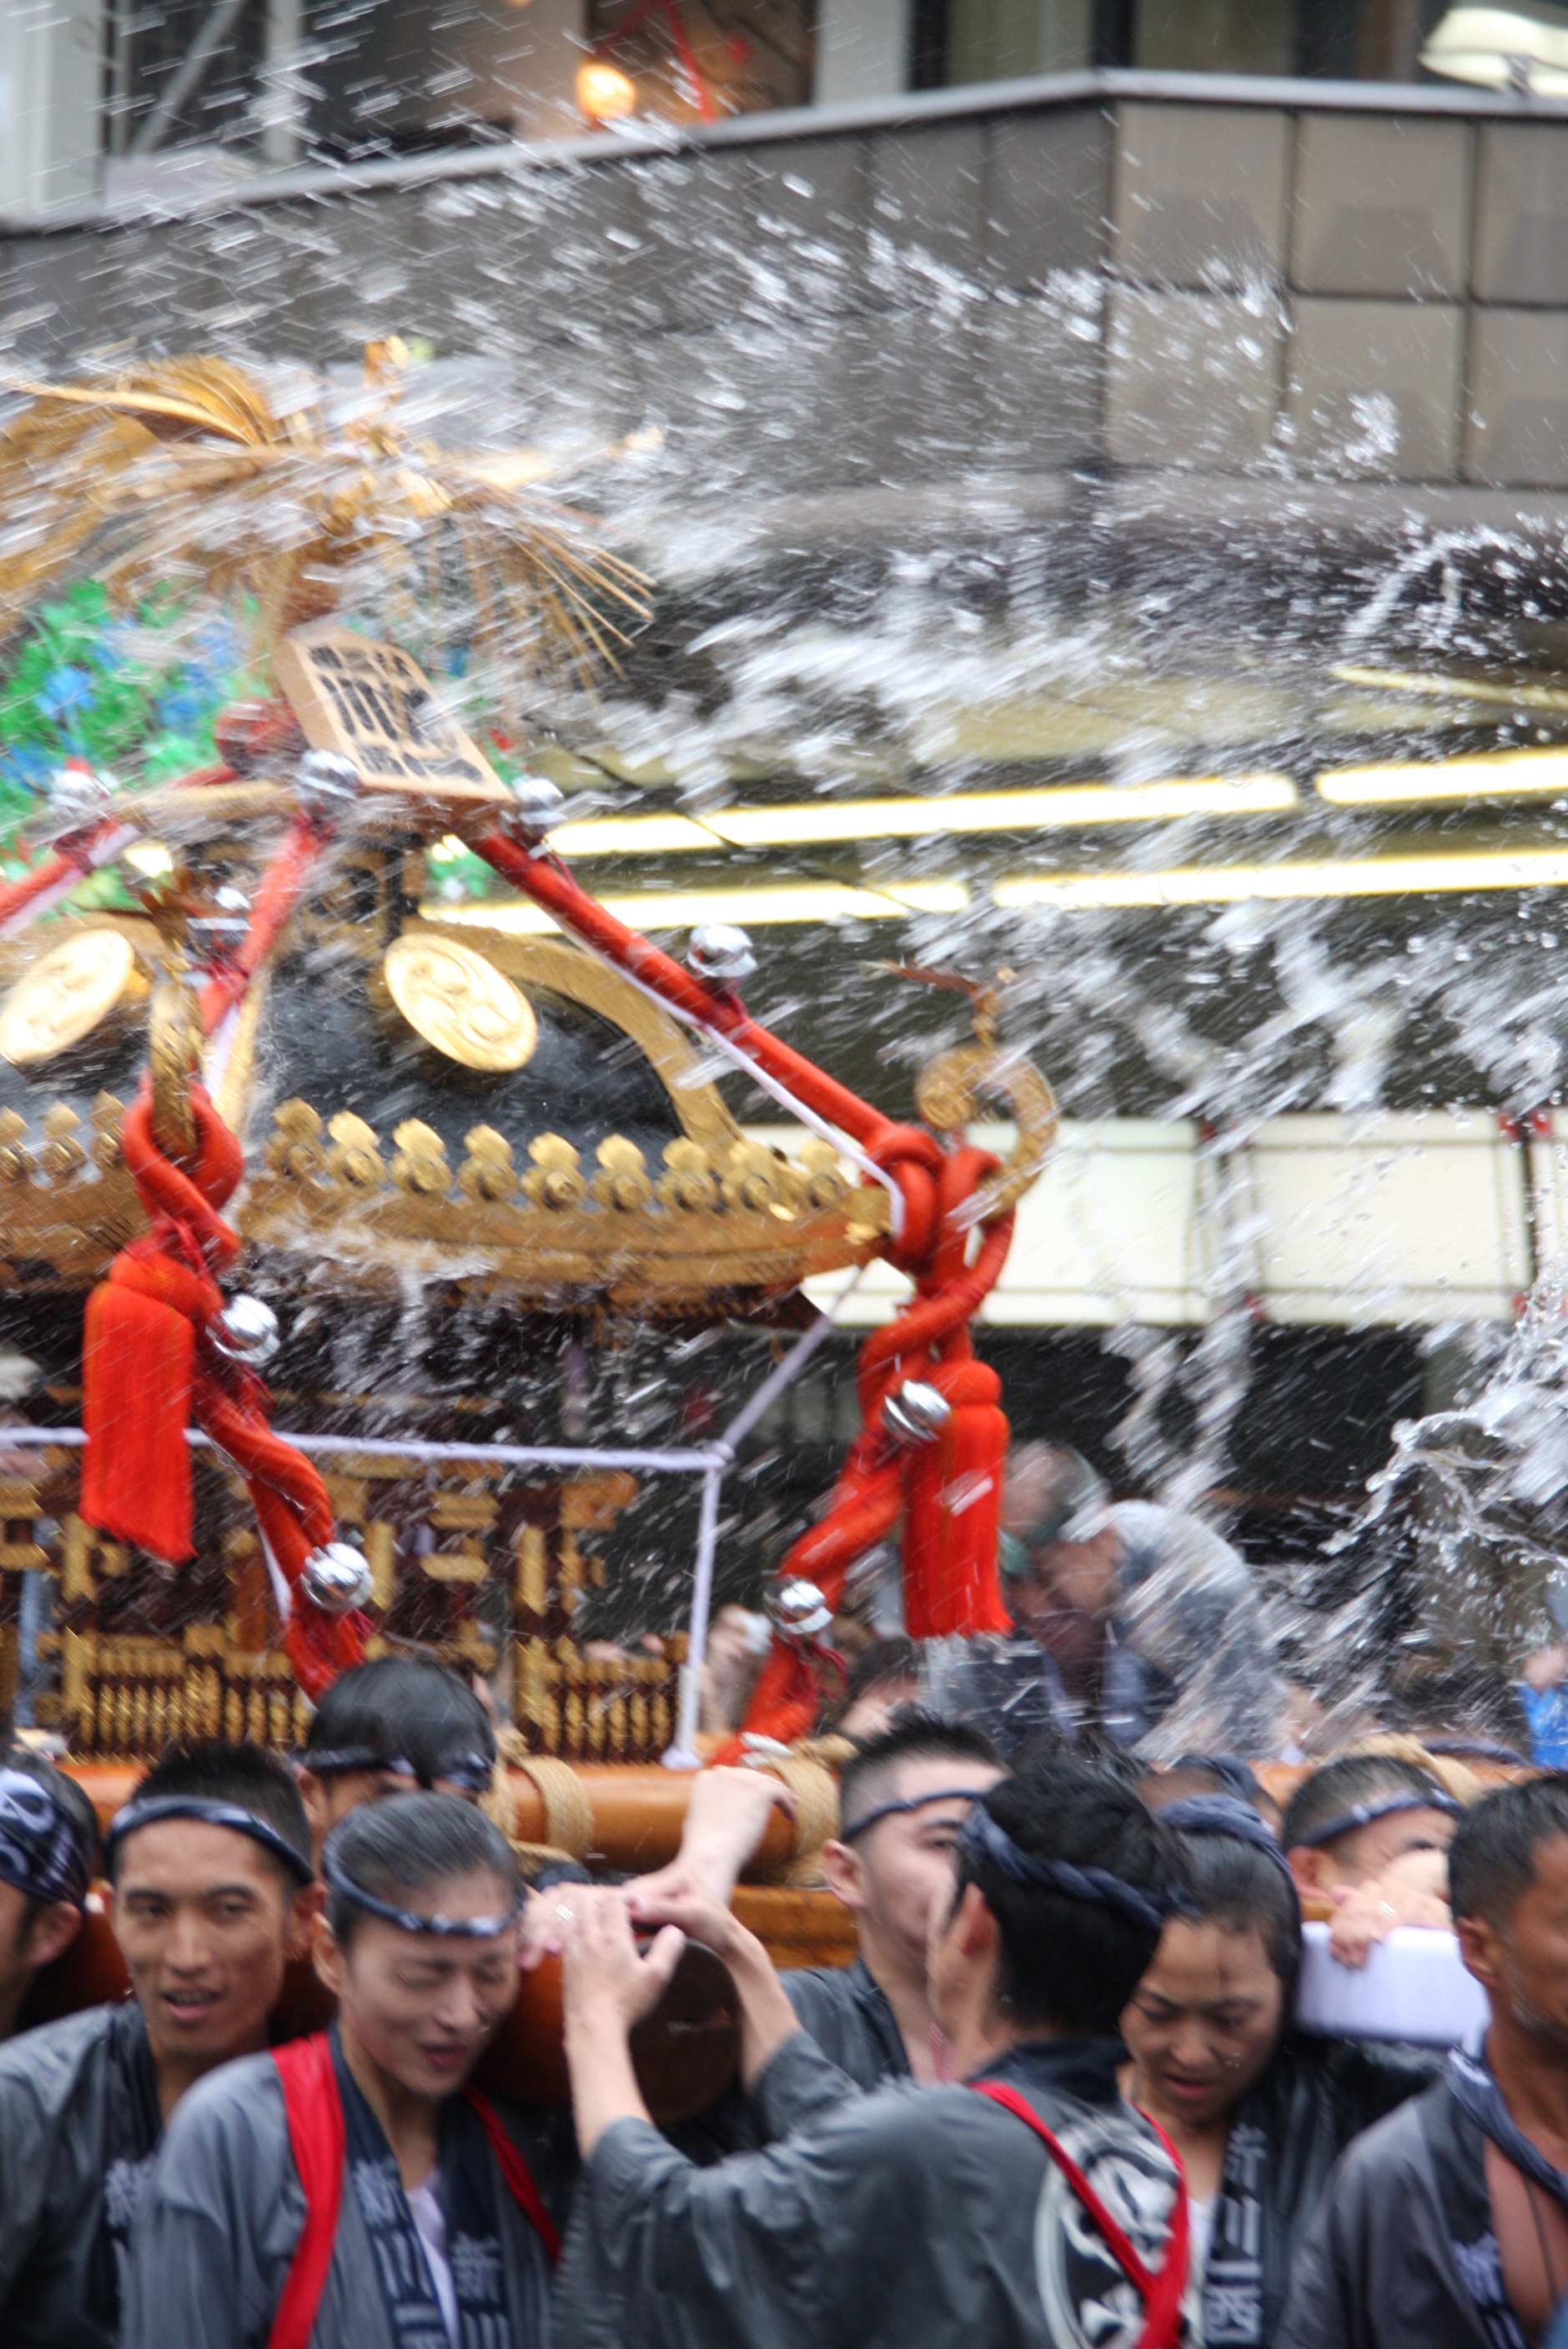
left=1277, top=2073, right=1523, bottom=2349
left=1209, top=2032, right=1438, bottom=2345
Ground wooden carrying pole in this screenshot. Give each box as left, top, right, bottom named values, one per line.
left=66, top=1758, right=822, bottom=1876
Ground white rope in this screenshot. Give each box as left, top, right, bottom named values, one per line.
left=0, top=825, right=138, bottom=939
left=533, top=912, right=906, bottom=1238
left=0, top=1426, right=721, bottom=1472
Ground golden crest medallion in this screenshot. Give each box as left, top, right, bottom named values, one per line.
left=384, top=934, right=538, bottom=1072
left=0, top=931, right=140, bottom=1066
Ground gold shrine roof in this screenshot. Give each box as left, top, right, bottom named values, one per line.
left=0, top=907, right=888, bottom=1306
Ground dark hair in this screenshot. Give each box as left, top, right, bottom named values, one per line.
left=112, top=1741, right=311, bottom=1886
left=304, top=1657, right=495, bottom=1788
left=2, top=1748, right=101, bottom=1885
left=1449, top=1775, right=1568, bottom=1928
left=1284, top=1754, right=1451, bottom=1854
left=839, top=1708, right=1000, bottom=1834
left=327, top=1791, right=520, bottom=1946
left=1171, top=1828, right=1302, bottom=1997
left=845, top=1637, right=920, bottom=1702
left=953, top=1752, right=1187, bottom=2035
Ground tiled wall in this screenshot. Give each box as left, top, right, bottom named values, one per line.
left=1, top=85, right=1565, bottom=495
left=1105, top=103, right=1568, bottom=487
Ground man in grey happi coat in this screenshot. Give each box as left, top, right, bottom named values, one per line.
left=0, top=1741, right=319, bottom=2349
left=556, top=1752, right=1193, bottom=2349
left=932, top=1441, right=1284, bottom=1762
left=761, top=1710, right=1002, bottom=2090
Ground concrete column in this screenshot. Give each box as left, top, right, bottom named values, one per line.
left=0, top=0, right=103, bottom=215
left=814, top=0, right=912, bottom=103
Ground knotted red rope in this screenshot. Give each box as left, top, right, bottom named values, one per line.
left=473, top=824, right=1024, bottom=1748
left=729, top=1149, right=1018, bottom=1753
left=81, top=1092, right=364, bottom=1699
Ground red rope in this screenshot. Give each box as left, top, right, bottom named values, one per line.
left=470, top=829, right=1024, bottom=1744
left=79, top=812, right=364, bottom=1698
left=733, top=1157, right=1018, bottom=1747
left=0, top=762, right=234, bottom=934
left=472, top=832, right=942, bottom=1253
left=198, top=810, right=332, bottom=1036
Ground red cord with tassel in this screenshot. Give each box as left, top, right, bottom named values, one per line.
left=80, top=785, right=364, bottom=1699
left=81, top=1083, right=364, bottom=1695
left=82, top=1083, right=365, bottom=1699
left=733, top=1153, right=1018, bottom=1747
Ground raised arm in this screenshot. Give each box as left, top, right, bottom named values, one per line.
left=521, top=1768, right=797, bottom=1973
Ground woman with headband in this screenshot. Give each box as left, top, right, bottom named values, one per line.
left=0, top=1738, right=317, bottom=2349
left=122, top=1791, right=574, bottom=2349
left=1119, top=1796, right=1438, bottom=2348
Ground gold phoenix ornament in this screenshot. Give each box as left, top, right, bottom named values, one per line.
left=0, top=340, right=651, bottom=706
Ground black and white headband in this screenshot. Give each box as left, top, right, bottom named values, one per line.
left=322, top=1830, right=520, bottom=1939
left=960, top=1803, right=1192, bottom=1934
left=841, top=1785, right=995, bottom=1841
left=0, top=1766, right=94, bottom=1909
left=1294, top=1783, right=1462, bottom=1852
left=303, top=1745, right=495, bottom=1795
left=1159, top=1793, right=1302, bottom=1927
left=106, top=1795, right=314, bottom=1885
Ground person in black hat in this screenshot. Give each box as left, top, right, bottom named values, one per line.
left=0, top=1738, right=317, bottom=2349
left=0, top=1747, right=98, bottom=2043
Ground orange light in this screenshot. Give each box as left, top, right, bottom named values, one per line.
left=575, top=59, right=637, bottom=120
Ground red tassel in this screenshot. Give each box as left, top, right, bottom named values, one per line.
left=82, top=1277, right=197, bottom=1561
left=903, top=1360, right=1012, bottom=1640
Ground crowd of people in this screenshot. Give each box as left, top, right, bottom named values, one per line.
left=5, top=1436, right=1568, bottom=2345
left=0, top=1670, right=1560, bottom=2348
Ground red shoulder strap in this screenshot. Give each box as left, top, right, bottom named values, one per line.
left=968, top=2080, right=1189, bottom=2349
left=268, top=2033, right=347, bottom=2349
left=465, top=2087, right=562, bottom=2266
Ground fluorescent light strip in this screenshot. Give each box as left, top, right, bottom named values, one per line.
left=428, top=841, right=1568, bottom=936
left=994, top=848, right=1568, bottom=912
left=544, top=773, right=1298, bottom=858
left=439, top=879, right=972, bottom=933
left=1318, top=749, right=1568, bottom=807
left=436, top=844, right=1568, bottom=932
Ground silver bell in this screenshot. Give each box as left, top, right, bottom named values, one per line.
left=766, top=1576, right=833, bottom=1642
left=209, top=1295, right=280, bottom=1368
left=501, top=774, right=565, bottom=843
left=47, top=764, right=113, bottom=835
left=294, top=750, right=362, bottom=820
left=688, top=923, right=757, bottom=984
left=883, top=1380, right=952, bottom=1446
left=301, top=1541, right=374, bottom=1615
